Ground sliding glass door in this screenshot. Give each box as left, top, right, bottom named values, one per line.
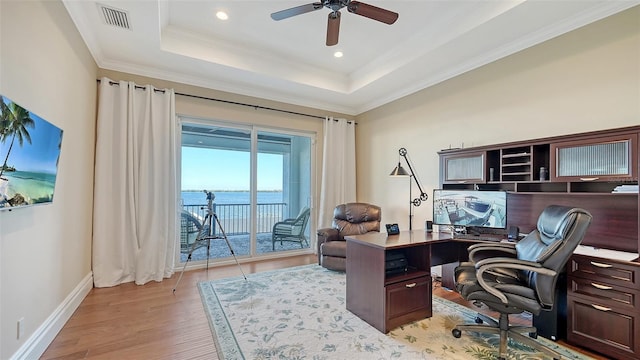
left=179, top=119, right=314, bottom=264
left=257, top=130, right=312, bottom=254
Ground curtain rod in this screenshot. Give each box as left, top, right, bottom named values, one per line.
left=175, top=92, right=327, bottom=120
left=97, top=79, right=355, bottom=123
left=177, top=92, right=356, bottom=124
left=98, top=79, right=166, bottom=93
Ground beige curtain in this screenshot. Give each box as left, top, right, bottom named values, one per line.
left=317, top=117, right=356, bottom=236
left=93, top=77, right=178, bottom=287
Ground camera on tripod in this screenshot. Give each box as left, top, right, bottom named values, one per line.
left=202, top=190, right=216, bottom=214
left=173, top=189, right=246, bottom=293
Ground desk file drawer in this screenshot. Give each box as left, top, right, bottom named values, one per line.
left=567, top=294, right=639, bottom=360
left=385, top=275, right=431, bottom=331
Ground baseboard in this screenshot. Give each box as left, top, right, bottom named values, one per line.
left=10, top=272, right=93, bottom=360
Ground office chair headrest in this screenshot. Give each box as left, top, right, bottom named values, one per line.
left=536, top=205, right=584, bottom=246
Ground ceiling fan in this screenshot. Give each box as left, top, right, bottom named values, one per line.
left=271, top=0, right=399, bottom=46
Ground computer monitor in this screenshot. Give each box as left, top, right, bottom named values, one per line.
left=432, top=189, right=507, bottom=230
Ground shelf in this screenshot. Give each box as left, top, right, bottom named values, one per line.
left=503, top=172, right=532, bottom=176
left=502, top=153, right=530, bottom=158
left=446, top=180, right=640, bottom=194
left=385, top=269, right=430, bottom=285
left=569, top=181, right=638, bottom=193
left=502, top=162, right=532, bottom=167
left=515, top=182, right=568, bottom=192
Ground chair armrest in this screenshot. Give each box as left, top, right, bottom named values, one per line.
left=317, top=228, right=340, bottom=264
left=317, top=228, right=340, bottom=242
left=475, top=258, right=557, bottom=304
left=468, top=242, right=516, bottom=264
left=468, top=242, right=515, bottom=251
left=274, top=218, right=296, bottom=226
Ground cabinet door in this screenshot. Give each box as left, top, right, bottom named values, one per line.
left=567, top=293, right=639, bottom=360
left=441, top=152, right=485, bottom=183
left=551, top=134, right=638, bottom=182
left=385, top=275, right=431, bottom=332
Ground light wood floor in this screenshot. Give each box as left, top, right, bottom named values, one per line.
left=41, top=255, right=605, bottom=359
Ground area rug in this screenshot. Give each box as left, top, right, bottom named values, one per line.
left=198, top=264, right=593, bottom=360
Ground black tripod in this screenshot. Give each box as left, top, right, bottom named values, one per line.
left=173, top=190, right=247, bottom=293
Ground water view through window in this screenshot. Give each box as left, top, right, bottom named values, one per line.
left=180, top=121, right=313, bottom=263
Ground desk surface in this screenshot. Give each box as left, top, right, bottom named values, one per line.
left=344, top=230, right=451, bottom=249
left=345, top=230, right=504, bottom=250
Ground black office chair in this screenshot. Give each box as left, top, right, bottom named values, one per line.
left=452, top=205, right=592, bottom=360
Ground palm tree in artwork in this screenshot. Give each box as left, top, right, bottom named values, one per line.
left=0, top=97, right=9, bottom=139
left=0, top=97, right=11, bottom=180
left=0, top=99, right=35, bottom=179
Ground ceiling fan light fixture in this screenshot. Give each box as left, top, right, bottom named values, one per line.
left=271, top=0, right=398, bottom=46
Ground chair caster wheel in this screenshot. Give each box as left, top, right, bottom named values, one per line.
left=529, top=332, right=538, bottom=339
left=452, top=329, right=462, bottom=338
left=474, top=316, right=483, bottom=324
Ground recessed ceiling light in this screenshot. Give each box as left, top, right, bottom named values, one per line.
left=216, top=11, right=228, bottom=20
left=334, top=51, right=343, bottom=58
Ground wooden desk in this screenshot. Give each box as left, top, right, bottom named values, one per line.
left=345, top=230, right=461, bottom=333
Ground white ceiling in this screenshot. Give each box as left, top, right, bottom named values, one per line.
left=62, top=1, right=638, bottom=115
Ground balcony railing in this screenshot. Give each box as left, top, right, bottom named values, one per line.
left=182, top=202, right=287, bottom=235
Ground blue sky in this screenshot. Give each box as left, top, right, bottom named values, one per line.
left=181, top=147, right=283, bottom=191
left=0, top=95, right=63, bottom=174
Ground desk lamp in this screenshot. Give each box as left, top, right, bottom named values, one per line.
left=390, top=148, right=429, bottom=230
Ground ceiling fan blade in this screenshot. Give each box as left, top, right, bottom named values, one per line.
left=326, top=11, right=341, bottom=46
left=271, top=2, right=323, bottom=21
left=347, top=1, right=398, bottom=24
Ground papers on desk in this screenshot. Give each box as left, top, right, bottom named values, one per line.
left=573, top=245, right=639, bottom=262
left=612, top=184, right=639, bottom=193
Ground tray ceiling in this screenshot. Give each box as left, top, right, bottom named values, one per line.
left=63, top=1, right=638, bottom=115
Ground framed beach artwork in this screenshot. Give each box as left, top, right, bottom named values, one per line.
left=0, top=94, right=63, bottom=210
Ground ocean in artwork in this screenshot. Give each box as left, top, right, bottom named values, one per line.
left=0, top=171, right=56, bottom=206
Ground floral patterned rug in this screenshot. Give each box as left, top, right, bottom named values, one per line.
left=198, top=264, right=593, bottom=360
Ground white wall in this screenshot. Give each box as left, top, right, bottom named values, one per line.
left=0, top=1, right=97, bottom=358
left=356, top=6, right=640, bottom=230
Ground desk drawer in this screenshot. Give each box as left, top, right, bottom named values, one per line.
left=569, top=277, right=639, bottom=311
left=569, top=255, right=639, bottom=289
left=567, top=294, right=639, bottom=360
left=385, top=275, right=431, bottom=331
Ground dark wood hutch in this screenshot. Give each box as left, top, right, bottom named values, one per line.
left=438, top=125, right=640, bottom=360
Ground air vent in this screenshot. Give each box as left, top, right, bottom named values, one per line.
left=98, top=4, right=131, bottom=30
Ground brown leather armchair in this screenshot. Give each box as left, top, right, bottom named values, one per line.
left=317, top=202, right=382, bottom=271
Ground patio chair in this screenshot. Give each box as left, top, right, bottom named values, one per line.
left=180, top=210, right=207, bottom=253
left=272, top=207, right=311, bottom=250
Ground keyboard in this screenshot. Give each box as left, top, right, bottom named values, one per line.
left=453, top=233, right=503, bottom=242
